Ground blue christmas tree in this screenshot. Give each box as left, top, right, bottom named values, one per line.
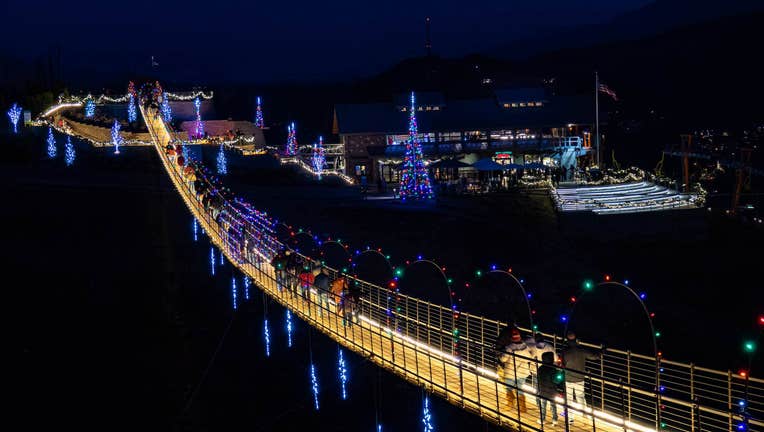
left=111, top=120, right=123, bottom=154
left=85, top=98, right=96, bottom=118
left=127, top=82, right=137, bottom=122
left=312, top=135, right=326, bottom=179
left=46, top=127, right=57, bottom=159
left=255, top=96, right=264, bottom=128
left=193, top=97, right=204, bottom=139
left=399, top=92, right=434, bottom=200
left=7, top=103, right=22, bottom=133
left=285, top=122, right=298, bottom=156
left=216, top=144, right=228, bottom=175
left=161, top=94, right=172, bottom=122
left=65, top=136, right=76, bottom=166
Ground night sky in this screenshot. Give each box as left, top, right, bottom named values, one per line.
left=2, top=0, right=651, bottom=84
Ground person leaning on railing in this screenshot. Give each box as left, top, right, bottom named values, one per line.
left=560, top=331, right=602, bottom=424
left=497, top=326, right=532, bottom=413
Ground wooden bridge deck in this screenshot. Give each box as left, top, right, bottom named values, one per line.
left=140, top=105, right=645, bottom=432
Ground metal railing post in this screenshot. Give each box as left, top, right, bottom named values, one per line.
left=690, top=362, right=695, bottom=432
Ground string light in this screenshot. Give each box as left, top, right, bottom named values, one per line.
left=220, top=249, right=224, bottom=265
left=193, top=218, right=198, bottom=241
left=216, top=144, right=227, bottom=175
left=337, top=347, right=348, bottom=400
left=46, top=127, right=57, bottom=159
left=193, top=97, right=204, bottom=139
left=244, top=277, right=250, bottom=300
left=210, top=247, right=215, bottom=276
left=255, top=96, right=264, bottom=128
left=161, top=93, right=172, bottom=122
left=286, top=310, right=293, bottom=348
left=111, top=120, right=122, bottom=154
left=310, top=363, right=320, bottom=410
left=264, top=318, right=271, bottom=357
left=231, top=277, right=238, bottom=310
left=127, top=94, right=137, bottom=122
left=422, top=394, right=434, bottom=432
left=285, top=122, right=298, bottom=156
left=8, top=103, right=22, bottom=133
left=399, top=92, right=434, bottom=201
left=84, top=99, right=95, bottom=118
left=64, top=135, right=75, bottom=166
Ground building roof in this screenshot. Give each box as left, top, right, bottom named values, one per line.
left=334, top=95, right=598, bottom=135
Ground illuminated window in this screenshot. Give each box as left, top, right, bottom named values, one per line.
left=426, top=106, right=432, bottom=111
left=418, top=107, right=423, bottom=111
left=503, top=103, right=510, bottom=108
left=520, top=102, right=527, bottom=107
left=401, top=107, right=407, bottom=112
left=536, top=102, right=543, bottom=107
left=511, top=103, right=518, bottom=107
left=433, top=106, right=440, bottom=111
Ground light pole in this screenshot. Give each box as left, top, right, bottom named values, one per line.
left=485, top=269, right=535, bottom=334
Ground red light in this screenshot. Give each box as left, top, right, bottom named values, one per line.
left=650, top=312, right=656, bottom=318
left=377, top=248, right=382, bottom=252
left=531, top=309, right=536, bottom=315
left=739, top=370, right=748, bottom=378
left=508, top=268, right=513, bottom=273
left=605, top=274, right=611, bottom=281
left=389, top=281, right=397, bottom=288
left=405, top=260, right=410, bottom=265
left=657, top=351, right=663, bottom=357
left=570, top=296, right=577, bottom=303
left=758, top=315, right=764, bottom=326
left=465, top=283, right=470, bottom=288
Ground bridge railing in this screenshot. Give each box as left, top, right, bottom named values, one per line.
left=140, top=104, right=763, bottom=431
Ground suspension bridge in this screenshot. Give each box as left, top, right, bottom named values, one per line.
left=38, top=93, right=762, bottom=432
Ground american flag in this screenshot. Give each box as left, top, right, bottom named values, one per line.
left=599, top=83, right=618, bottom=101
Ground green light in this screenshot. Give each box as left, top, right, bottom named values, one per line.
left=553, top=372, right=564, bottom=384
left=475, top=270, right=482, bottom=277
left=660, top=422, right=666, bottom=429
left=342, top=267, right=347, bottom=273
left=385, top=255, right=390, bottom=260
left=532, top=325, right=538, bottom=331
left=744, top=340, right=757, bottom=354
left=447, top=278, right=453, bottom=284
left=655, top=331, right=661, bottom=338
left=583, top=280, right=593, bottom=291
left=395, top=268, right=403, bottom=277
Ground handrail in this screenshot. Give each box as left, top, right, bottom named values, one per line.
left=134, top=101, right=764, bottom=431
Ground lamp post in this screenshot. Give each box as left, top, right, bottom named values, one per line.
left=564, top=280, right=662, bottom=429
left=486, top=269, right=535, bottom=334
left=355, top=248, right=395, bottom=327
left=406, top=259, right=458, bottom=355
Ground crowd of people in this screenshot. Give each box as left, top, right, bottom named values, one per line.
left=496, top=326, right=602, bottom=426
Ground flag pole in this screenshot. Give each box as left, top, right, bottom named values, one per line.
left=595, top=71, right=600, bottom=167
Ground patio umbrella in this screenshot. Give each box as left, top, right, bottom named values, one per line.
left=429, top=158, right=471, bottom=169
left=471, top=158, right=505, bottom=171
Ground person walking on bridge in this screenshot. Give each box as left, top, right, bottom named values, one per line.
left=498, top=327, right=532, bottom=413
left=313, top=266, right=331, bottom=317
left=560, top=331, right=601, bottom=424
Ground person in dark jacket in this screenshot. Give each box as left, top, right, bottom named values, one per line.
left=560, top=331, right=601, bottom=422
left=270, top=249, right=288, bottom=293
left=536, top=351, right=563, bottom=425
left=313, top=267, right=331, bottom=316
left=284, top=251, right=301, bottom=297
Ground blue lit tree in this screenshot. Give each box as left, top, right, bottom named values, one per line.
left=194, top=97, right=204, bottom=139
left=65, top=136, right=76, bottom=166
left=255, top=96, right=264, bottom=128
left=127, top=82, right=137, bottom=122
left=285, top=122, right=297, bottom=156
left=160, top=94, right=172, bottom=122
left=7, top=103, right=22, bottom=133
left=216, top=144, right=228, bottom=175
left=85, top=98, right=96, bottom=118
left=46, top=127, right=57, bottom=159
left=399, top=92, right=434, bottom=200
left=312, top=135, right=326, bottom=179
left=111, top=119, right=123, bottom=154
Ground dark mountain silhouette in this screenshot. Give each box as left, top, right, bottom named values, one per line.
left=493, top=0, right=764, bottom=59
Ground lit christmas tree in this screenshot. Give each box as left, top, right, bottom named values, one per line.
left=193, top=96, right=204, bottom=139
left=216, top=144, right=228, bottom=175
left=7, top=103, right=22, bottom=133
left=312, top=135, right=326, bottom=179
left=255, top=96, right=264, bottom=128
left=65, top=135, right=76, bottom=166
left=111, top=119, right=123, bottom=154
left=285, top=122, right=298, bottom=156
left=127, top=81, right=137, bottom=123
left=46, top=127, right=57, bottom=159
left=160, top=94, right=172, bottom=122
left=399, top=92, right=434, bottom=200
left=85, top=98, right=96, bottom=118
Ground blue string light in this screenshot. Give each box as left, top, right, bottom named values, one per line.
left=264, top=318, right=271, bottom=357
left=210, top=247, right=215, bottom=276
left=231, top=277, right=238, bottom=310
left=64, top=136, right=75, bottom=166
left=255, top=96, right=264, bottom=128
left=220, top=249, right=224, bottom=265
left=286, top=310, right=293, bottom=348
left=310, top=363, right=320, bottom=410
left=216, top=144, right=227, bottom=175
left=422, top=395, right=434, bottom=432
left=46, top=127, right=57, bottom=159
left=127, top=94, right=137, bottom=122
left=312, top=136, right=326, bottom=179
left=338, top=347, right=348, bottom=400
left=7, top=103, right=22, bottom=133
left=244, top=277, right=250, bottom=300
left=193, top=218, right=198, bottom=241
left=85, top=99, right=95, bottom=118
left=161, top=94, right=172, bottom=122
left=193, top=97, right=204, bottom=138
left=111, top=120, right=122, bottom=154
